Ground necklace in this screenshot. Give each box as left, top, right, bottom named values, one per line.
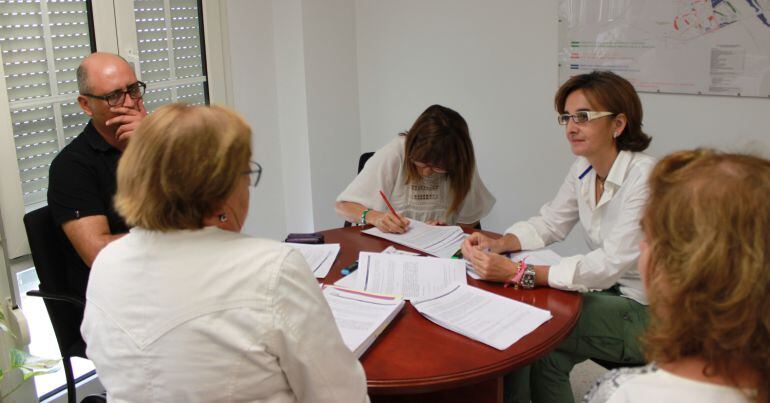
left=596, top=174, right=606, bottom=200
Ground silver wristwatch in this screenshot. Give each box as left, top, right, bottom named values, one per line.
left=520, top=264, right=536, bottom=289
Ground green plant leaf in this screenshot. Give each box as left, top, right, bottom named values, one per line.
left=9, top=349, right=60, bottom=381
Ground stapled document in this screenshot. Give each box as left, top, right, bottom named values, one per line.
left=362, top=219, right=467, bottom=258
left=287, top=242, right=341, bottom=278
left=353, top=251, right=467, bottom=300
left=412, top=283, right=552, bottom=350
left=323, top=286, right=405, bottom=357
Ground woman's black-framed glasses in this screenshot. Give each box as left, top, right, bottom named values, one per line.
left=246, top=161, right=262, bottom=187
left=82, top=81, right=147, bottom=107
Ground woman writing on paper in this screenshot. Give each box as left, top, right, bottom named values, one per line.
left=462, top=71, right=654, bottom=403
left=335, top=104, right=495, bottom=233
left=81, top=104, right=368, bottom=402
left=585, top=150, right=769, bottom=403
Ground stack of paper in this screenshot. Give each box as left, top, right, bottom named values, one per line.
left=412, top=283, right=552, bottom=350
left=362, top=219, right=467, bottom=258
left=334, top=246, right=419, bottom=289
left=354, top=252, right=467, bottom=300
left=467, top=248, right=563, bottom=280
left=287, top=243, right=340, bottom=278
left=322, top=286, right=405, bottom=358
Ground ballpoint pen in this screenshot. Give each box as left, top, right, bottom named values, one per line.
left=341, top=261, right=359, bottom=276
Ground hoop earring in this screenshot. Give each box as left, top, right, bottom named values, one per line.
left=219, top=213, right=228, bottom=222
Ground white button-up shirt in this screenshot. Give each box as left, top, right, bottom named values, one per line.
left=82, top=226, right=369, bottom=403
left=505, top=151, right=655, bottom=304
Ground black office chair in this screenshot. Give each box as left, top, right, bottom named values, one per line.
left=357, top=151, right=375, bottom=174
left=344, top=152, right=375, bottom=227
left=23, top=206, right=105, bottom=403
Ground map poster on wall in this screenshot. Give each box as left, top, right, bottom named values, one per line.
left=558, top=0, right=770, bottom=97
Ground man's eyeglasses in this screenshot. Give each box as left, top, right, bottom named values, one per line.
left=82, top=81, right=146, bottom=107
left=246, top=161, right=262, bottom=187
left=557, top=111, right=615, bottom=125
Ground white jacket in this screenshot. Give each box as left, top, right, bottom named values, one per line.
left=82, top=226, right=369, bottom=403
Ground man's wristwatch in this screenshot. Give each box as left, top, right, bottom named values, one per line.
left=360, top=209, right=370, bottom=225
left=520, top=264, right=536, bottom=289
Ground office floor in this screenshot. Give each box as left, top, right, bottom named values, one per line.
left=18, top=267, right=95, bottom=398
left=570, top=360, right=608, bottom=402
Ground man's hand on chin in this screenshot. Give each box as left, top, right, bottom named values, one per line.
left=106, top=100, right=148, bottom=143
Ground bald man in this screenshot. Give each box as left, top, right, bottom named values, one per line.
left=48, top=52, right=147, bottom=298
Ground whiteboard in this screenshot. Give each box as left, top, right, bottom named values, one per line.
left=558, top=0, right=770, bottom=97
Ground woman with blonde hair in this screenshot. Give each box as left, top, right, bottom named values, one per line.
left=336, top=104, right=495, bottom=233
left=585, top=149, right=769, bottom=403
left=81, top=103, right=368, bottom=402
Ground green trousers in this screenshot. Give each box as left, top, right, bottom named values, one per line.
left=504, top=287, right=649, bottom=403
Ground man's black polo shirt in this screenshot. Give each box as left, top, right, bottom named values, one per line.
left=48, top=120, right=129, bottom=299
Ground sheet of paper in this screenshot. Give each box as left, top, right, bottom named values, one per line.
left=412, top=283, right=552, bottom=350
left=322, top=286, right=405, bottom=357
left=466, top=248, right=563, bottom=280
left=362, top=219, right=467, bottom=258
left=335, top=246, right=417, bottom=288
left=286, top=243, right=340, bottom=278
left=381, top=245, right=421, bottom=256
left=335, top=271, right=358, bottom=288
left=354, top=252, right=467, bottom=300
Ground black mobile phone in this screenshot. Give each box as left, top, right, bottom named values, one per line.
left=284, top=232, right=324, bottom=244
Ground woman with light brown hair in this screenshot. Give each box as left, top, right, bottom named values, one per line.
left=81, top=103, right=368, bottom=402
left=586, top=149, right=770, bottom=403
left=335, top=104, right=495, bottom=233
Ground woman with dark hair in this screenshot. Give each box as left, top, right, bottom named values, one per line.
left=586, top=149, right=769, bottom=403
left=336, top=104, right=495, bottom=233
left=462, top=71, right=654, bottom=402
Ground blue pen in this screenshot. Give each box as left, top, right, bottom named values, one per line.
left=341, top=261, right=359, bottom=276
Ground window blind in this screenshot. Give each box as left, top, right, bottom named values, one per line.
left=134, top=0, right=207, bottom=112
left=1, top=0, right=208, bottom=207
left=0, top=0, right=92, bottom=206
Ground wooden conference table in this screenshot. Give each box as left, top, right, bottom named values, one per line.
left=318, top=226, right=583, bottom=403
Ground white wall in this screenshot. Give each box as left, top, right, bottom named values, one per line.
left=227, top=0, right=360, bottom=238
left=226, top=0, right=768, bottom=250
left=355, top=0, right=579, bottom=252
left=354, top=0, right=769, bottom=255
left=226, top=0, right=288, bottom=239
left=302, top=0, right=361, bottom=231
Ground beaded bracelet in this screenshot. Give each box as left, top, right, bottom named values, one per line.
left=504, top=257, right=528, bottom=289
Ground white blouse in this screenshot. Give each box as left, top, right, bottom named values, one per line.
left=337, top=136, right=495, bottom=225
left=505, top=151, right=655, bottom=304
left=584, top=363, right=754, bottom=403
left=82, top=226, right=369, bottom=403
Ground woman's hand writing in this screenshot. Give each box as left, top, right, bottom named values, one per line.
left=367, top=210, right=410, bottom=233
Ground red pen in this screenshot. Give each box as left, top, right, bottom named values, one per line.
left=379, top=190, right=399, bottom=217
